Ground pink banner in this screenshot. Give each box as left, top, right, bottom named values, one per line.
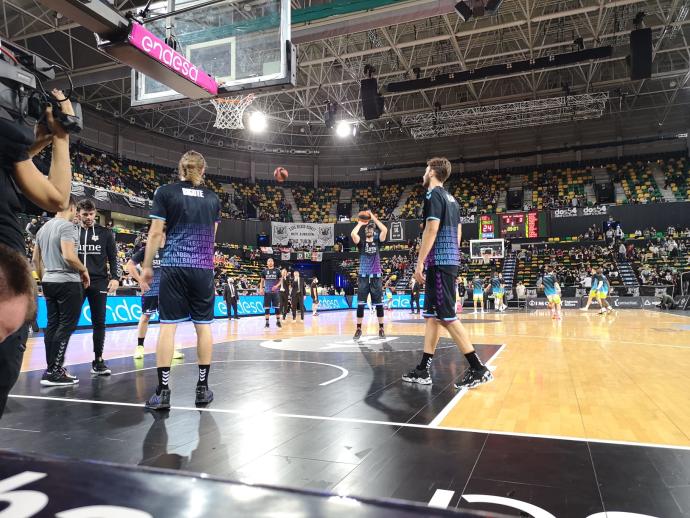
left=129, top=22, right=218, bottom=96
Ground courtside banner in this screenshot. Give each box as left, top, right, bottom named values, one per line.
left=271, top=222, right=335, bottom=247
left=36, top=295, right=351, bottom=327
left=390, top=294, right=426, bottom=309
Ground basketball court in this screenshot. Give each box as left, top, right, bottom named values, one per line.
left=3, top=307, right=688, bottom=516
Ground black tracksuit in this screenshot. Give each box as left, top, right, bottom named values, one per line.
left=77, top=224, right=119, bottom=358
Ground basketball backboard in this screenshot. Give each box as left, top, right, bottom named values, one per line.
left=131, top=0, right=294, bottom=106
left=470, top=239, right=505, bottom=260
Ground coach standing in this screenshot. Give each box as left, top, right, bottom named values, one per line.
left=76, top=199, right=119, bottom=376
left=224, top=277, right=240, bottom=320
left=409, top=277, right=421, bottom=314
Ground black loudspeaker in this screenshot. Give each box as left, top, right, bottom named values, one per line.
left=361, top=78, right=385, bottom=120
left=630, top=28, right=652, bottom=80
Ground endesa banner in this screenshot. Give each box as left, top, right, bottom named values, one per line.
left=37, top=295, right=350, bottom=328
left=389, top=294, right=426, bottom=309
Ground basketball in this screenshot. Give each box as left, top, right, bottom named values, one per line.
left=274, top=167, right=288, bottom=182
left=358, top=210, right=371, bottom=223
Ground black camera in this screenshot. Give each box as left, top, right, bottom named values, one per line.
left=0, top=37, right=83, bottom=154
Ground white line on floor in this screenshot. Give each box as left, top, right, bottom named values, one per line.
left=428, top=489, right=455, bottom=508
left=110, top=359, right=348, bottom=386
left=9, top=393, right=690, bottom=452
left=428, top=344, right=505, bottom=428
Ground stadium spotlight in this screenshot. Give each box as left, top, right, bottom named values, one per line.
left=248, top=111, right=268, bottom=133
left=336, top=121, right=355, bottom=138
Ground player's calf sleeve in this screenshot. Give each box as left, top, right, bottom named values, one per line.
left=356, top=303, right=365, bottom=318
left=376, top=304, right=384, bottom=318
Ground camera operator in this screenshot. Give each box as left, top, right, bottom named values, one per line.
left=0, top=89, right=75, bottom=417
left=76, top=199, right=119, bottom=376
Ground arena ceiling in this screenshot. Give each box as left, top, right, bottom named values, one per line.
left=2, top=0, right=690, bottom=153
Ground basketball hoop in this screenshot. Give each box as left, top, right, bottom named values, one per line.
left=210, top=94, right=256, bottom=130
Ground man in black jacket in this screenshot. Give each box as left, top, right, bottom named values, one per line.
left=290, top=270, right=306, bottom=321
left=76, top=199, right=119, bottom=375
left=278, top=268, right=291, bottom=320
left=409, top=278, right=421, bottom=314
left=223, top=277, right=240, bottom=320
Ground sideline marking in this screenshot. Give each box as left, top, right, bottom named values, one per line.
left=428, top=344, right=505, bottom=428
left=8, top=394, right=690, bottom=451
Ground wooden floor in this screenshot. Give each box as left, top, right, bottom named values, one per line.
left=21, top=307, right=690, bottom=448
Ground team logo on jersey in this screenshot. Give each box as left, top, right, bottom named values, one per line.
left=91, top=233, right=99, bottom=241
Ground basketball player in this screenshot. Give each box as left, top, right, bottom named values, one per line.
left=260, top=258, right=282, bottom=328
left=594, top=267, right=614, bottom=314
left=310, top=277, right=320, bottom=316
left=490, top=271, right=505, bottom=312
left=581, top=266, right=600, bottom=311
left=141, top=150, right=220, bottom=410
left=472, top=274, right=484, bottom=313
left=403, top=157, right=492, bottom=389
left=127, top=233, right=184, bottom=360
left=542, top=265, right=562, bottom=320
left=351, top=213, right=388, bottom=340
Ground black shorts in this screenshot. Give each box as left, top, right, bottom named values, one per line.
left=141, top=295, right=159, bottom=315
left=357, top=276, right=383, bottom=305
left=159, top=267, right=215, bottom=324
left=263, top=291, right=280, bottom=310
left=423, top=266, right=459, bottom=322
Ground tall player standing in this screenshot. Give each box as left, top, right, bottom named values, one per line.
left=141, top=151, right=220, bottom=410
left=260, top=258, right=282, bottom=328
left=351, top=212, right=388, bottom=341
left=403, top=158, right=493, bottom=389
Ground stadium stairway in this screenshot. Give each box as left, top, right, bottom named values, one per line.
left=522, top=188, right=533, bottom=209
left=616, top=260, right=640, bottom=287
left=585, top=182, right=598, bottom=205
left=497, top=190, right=508, bottom=212
left=651, top=168, right=677, bottom=202
left=501, top=251, right=517, bottom=289
left=614, top=182, right=627, bottom=203
left=283, top=187, right=302, bottom=223
left=393, top=185, right=414, bottom=218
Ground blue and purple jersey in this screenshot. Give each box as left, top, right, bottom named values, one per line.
left=131, top=247, right=162, bottom=296
left=423, top=186, right=460, bottom=270
left=150, top=181, right=220, bottom=270
left=358, top=236, right=382, bottom=277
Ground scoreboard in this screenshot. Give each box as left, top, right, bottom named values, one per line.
left=499, top=211, right=539, bottom=238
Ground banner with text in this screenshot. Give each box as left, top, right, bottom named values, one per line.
left=36, top=295, right=350, bottom=328
left=271, top=222, right=335, bottom=247
left=552, top=205, right=608, bottom=218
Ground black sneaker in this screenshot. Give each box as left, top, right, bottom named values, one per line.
left=195, top=385, right=214, bottom=405
left=91, top=359, right=111, bottom=376
left=379, top=328, right=386, bottom=339
left=234, top=316, right=240, bottom=320
left=402, top=367, right=431, bottom=385
left=276, top=319, right=282, bottom=328
left=265, top=321, right=270, bottom=328
left=353, top=328, right=362, bottom=341
left=61, top=368, right=77, bottom=380
left=145, top=388, right=171, bottom=410
left=454, top=367, right=493, bottom=390
left=40, top=369, right=79, bottom=386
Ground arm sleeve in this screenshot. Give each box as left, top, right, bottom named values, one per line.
left=131, top=248, right=145, bottom=266
left=150, top=187, right=167, bottom=221
left=60, top=222, right=77, bottom=244
left=425, top=190, right=444, bottom=221
left=106, top=230, right=120, bottom=278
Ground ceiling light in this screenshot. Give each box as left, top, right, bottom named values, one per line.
left=248, top=111, right=268, bottom=133
left=336, top=121, right=354, bottom=138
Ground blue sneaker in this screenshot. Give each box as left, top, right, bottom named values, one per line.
left=195, top=386, right=214, bottom=405
left=145, top=388, right=171, bottom=410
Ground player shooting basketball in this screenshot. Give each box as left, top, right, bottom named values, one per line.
left=351, top=211, right=387, bottom=341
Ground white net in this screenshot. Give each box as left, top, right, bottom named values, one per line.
left=210, top=94, right=256, bottom=130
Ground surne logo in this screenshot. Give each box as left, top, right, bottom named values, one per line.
left=182, top=188, right=204, bottom=198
